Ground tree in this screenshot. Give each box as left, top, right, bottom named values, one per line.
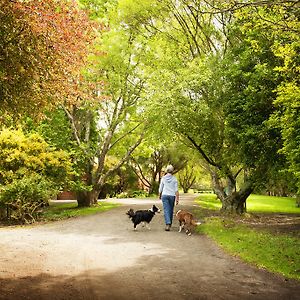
left=130, top=143, right=188, bottom=195
left=115, top=0, right=298, bottom=213
left=251, top=3, right=300, bottom=194
left=178, top=165, right=197, bottom=194
left=51, top=1, right=150, bottom=207
left=0, top=0, right=93, bottom=117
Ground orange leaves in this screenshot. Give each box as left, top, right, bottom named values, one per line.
left=0, top=0, right=96, bottom=117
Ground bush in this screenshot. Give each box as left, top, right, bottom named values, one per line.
left=116, top=189, right=149, bottom=199
left=0, top=128, right=73, bottom=187
left=0, top=174, right=57, bottom=224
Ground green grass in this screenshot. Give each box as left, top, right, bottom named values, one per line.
left=196, top=193, right=300, bottom=213
left=41, top=201, right=120, bottom=222
left=197, top=218, right=300, bottom=280
left=195, top=193, right=221, bottom=210
left=194, top=193, right=300, bottom=280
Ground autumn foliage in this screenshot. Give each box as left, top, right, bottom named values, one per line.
left=0, top=0, right=94, bottom=116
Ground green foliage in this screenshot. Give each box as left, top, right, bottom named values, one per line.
left=0, top=174, right=57, bottom=224
left=197, top=218, right=300, bottom=280
left=79, top=0, right=117, bottom=21
left=130, top=142, right=189, bottom=194
left=31, top=0, right=300, bottom=207
left=231, top=1, right=300, bottom=191
left=134, top=0, right=299, bottom=198
left=36, top=109, right=75, bottom=152
left=0, top=128, right=73, bottom=187
left=0, top=128, right=73, bottom=222
left=97, top=158, right=140, bottom=198
left=178, top=165, right=196, bottom=193
left=270, top=83, right=300, bottom=193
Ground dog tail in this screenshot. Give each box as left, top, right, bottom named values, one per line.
left=191, top=219, right=201, bottom=226
left=176, top=210, right=182, bottom=217
left=126, top=208, right=135, bottom=218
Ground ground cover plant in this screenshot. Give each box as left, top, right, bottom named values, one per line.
left=195, top=193, right=300, bottom=280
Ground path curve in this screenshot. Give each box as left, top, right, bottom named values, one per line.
left=0, top=194, right=299, bottom=300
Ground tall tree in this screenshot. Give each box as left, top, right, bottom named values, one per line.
left=56, top=1, right=148, bottom=206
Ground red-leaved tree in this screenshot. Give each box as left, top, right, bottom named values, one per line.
left=0, top=0, right=94, bottom=117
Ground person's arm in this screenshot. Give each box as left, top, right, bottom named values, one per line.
left=175, top=191, right=179, bottom=205
left=175, top=179, right=179, bottom=205
left=158, top=179, right=164, bottom=199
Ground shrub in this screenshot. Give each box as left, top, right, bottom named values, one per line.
left=0, top=174, right=57, bottom=224
left=0, top=128, right=73, bottom=187
left=116, top=189, right=149, bottom=199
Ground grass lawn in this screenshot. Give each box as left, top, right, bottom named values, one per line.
left=197, top=218, right=300, bottom=280
left=41, top=201, right=120, bottom=222
left=194, top=193, right=300, bottom=280
left=195, top=193, right=300, bottom=213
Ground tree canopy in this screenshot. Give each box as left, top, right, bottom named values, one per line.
left=1, top=0, right=299, bottom=212
left=0, top=0, right=93, bottom=117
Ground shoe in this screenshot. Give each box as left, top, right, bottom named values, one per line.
left=165, top=224, right=171, bottom=231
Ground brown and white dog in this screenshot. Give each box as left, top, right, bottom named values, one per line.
left=176, top=210, right=201, bottom=236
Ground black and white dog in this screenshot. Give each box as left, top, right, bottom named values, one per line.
left=126, top=205, right=160, bottom=230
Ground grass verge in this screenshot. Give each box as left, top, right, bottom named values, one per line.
left=197, top=217, right=300, bottom=280
left=195, top=193, right=300, bottom=213
left=41, top=201, right=120, bottom=222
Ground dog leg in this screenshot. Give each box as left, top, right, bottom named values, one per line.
left=178, top=221, right=184, bottom=232
left=146, top=223, right=151, bottom=230
left=185, top=228, right=192, bottom=236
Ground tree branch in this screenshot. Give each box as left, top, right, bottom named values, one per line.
left=98, top=131, right=145, bottom=186
left=199, top=0, right=298, bottom=14
left=130, top=156, right=151, bottom=188
left=109, top=122, right=142, bottom=151
left=186, top=135, right=220, bottom=168
left=61, top=105, right=81, bottom=146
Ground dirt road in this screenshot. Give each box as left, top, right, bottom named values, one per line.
left=0, top=195, right=299, bottom=300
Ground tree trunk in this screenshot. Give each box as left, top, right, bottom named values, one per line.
left=220, top=184, right=253, bottom=214
left=76, top=190, right=98, bottom=207
left=211, top=171, right=226, bottom=201
left=209, top=169, right=253, bottom=214
left=148, top=180, right=159, bottom=195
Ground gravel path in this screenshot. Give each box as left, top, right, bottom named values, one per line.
left=0, top=194, right=299, bottom=300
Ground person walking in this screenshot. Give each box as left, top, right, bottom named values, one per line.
left=159, top=165, right=179, bottom=231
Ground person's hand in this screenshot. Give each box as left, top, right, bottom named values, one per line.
left=176, top=199, right=179, bottom=205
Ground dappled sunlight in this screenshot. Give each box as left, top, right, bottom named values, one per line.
left=0, top=228, right=172, bottom=277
